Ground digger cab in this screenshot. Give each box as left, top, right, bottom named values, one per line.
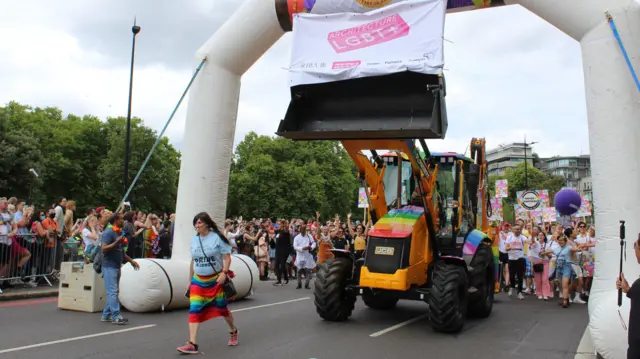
left=276, top=72, right=448, bottom=141
left=379, top=152, right=413, bottom=208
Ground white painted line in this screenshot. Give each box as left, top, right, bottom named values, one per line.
left=0, top=297, right=311, bottom=355
left=231, top=297, right=310, bottom=313
left=0, top=324, right=156, bottom=354
left=369, top=314, right=429, bottom=337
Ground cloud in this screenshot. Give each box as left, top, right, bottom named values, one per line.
left=0, top=1, right=589, bottom=161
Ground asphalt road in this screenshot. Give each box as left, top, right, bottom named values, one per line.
left=0, top=281, right=588, bottom=359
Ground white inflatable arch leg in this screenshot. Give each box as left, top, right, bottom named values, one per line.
left=119, top=0, right=284, bottom=313
left=505, top=1, right=640, bottom=358
left=119, top=254, right=259, bottom=312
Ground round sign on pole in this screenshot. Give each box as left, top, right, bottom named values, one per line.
left=520, top=190, right=541, bottom=210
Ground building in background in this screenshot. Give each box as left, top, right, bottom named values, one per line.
left=535, top=155, right=591, bottom=191
left=486, top=142, right=535, bottom=176
left=578, top=176, right=593, bottom=202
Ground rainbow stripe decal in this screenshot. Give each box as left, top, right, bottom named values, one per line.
left=462, top=229, right=485, bottom=256
left=368, top=205, right=424, bottom=238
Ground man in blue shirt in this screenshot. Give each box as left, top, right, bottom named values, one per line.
left=101, top=213, right=139, bottom=324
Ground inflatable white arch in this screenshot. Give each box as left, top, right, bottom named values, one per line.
left=121, top=0, right=639, bottom=357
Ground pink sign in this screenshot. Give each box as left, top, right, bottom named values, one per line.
left=332, top=60, right=361, bottom=69
left=327, top=14, right=410, bottom=53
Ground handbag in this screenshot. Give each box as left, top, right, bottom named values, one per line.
left=198, top=235, right=237, bottom=299
left=533, top=262, right=544, bottom=273
left=532, top=242, right=544, bottom=273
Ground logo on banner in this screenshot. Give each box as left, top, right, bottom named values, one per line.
left=327, top=14, right=410, bottom=53
left=332, top=60, right=361, bottom=69
left=520, top=190, right=541, bottom=210
left=356, top=0, right=393, bottom=8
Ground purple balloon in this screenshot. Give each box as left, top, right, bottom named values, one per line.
left=304, top=0, right=315, bottom=11
left=554, top=188, right=582, bottom=216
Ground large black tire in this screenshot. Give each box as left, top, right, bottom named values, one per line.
left=467, top=244, right=495, bottom=318
left=427, top=262, right=468, bottom=333
left=314, top=257, right=356, bottom=321
left=362, top=289, right=399, bottom=310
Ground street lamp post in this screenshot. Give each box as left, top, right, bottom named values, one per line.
left=123, top=18, right=141, bottom=197
left=523, top=135, right=538, bottom=189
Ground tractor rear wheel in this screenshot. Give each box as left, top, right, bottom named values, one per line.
left=362, top=289, right=399, bottom=310
left=314, top=257, right=356, bottom=321
left=427, top=262, right=468, bottom=333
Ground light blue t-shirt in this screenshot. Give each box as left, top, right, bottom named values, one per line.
left=553, top=245, right=572, bottom=265
left=190, top=232, right=232, bottom=276
left=14, top=212, right=29, bottom=235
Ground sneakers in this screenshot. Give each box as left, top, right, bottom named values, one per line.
left=573, top=296, right=586, bottom=304
left=177, top=341, right=199, bottom=354
left=508, top=288, right=514, bottom=297
left=112, top=317, right=128, bottom=325
left=537, top=296, right=543, bottom=300
left=273, top=281, right=282, bottom=286
left=543, top=296, right=549, bottom=301
left=517, top=293, right=525, bottom=300
left=228, top=329, right=239, bottom=346
left=100, top=316, right=111, bottom=323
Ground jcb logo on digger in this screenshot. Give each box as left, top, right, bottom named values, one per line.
left=374, top=246, right=395, bottom=256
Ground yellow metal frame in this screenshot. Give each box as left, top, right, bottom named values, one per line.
left=342, top=139, right=440, bottom=291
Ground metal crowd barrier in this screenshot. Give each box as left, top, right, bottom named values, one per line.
left=0, top=233, right=62, bottom=294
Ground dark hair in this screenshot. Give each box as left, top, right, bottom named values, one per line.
left=564, top=228, right=573, bottom=238
left=29, top=209, right=42, bottom=228
left=123, top=211, right=135, bottom=222
left=193, top=212, right=229, bottom=244
left=108, top=213, right=122, bottom=225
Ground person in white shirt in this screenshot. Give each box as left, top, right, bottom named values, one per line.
left=293, top=224, right=316, bottom=289
left=505, top=225, right=527, bottom=299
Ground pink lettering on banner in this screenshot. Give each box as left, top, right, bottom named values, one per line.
left=327, top=14, right=410, bottom=53
left=332, top=60, right=361, bottom=69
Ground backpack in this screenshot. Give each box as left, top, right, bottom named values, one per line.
left=93, top=248, right=103, bottom=274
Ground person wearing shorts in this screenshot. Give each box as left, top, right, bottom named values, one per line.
left=547, top=235, right=580, bottom=308
left=498, top=223, right=511, bottom=289
left=0, top=197, right=17, bottom=283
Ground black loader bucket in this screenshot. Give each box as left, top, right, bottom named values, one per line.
left=276, top=71, right=448, bottom=141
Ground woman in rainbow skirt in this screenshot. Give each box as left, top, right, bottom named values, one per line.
left=177, top=212, right=239, bottom=354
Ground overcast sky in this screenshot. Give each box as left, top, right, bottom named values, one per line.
left=0, top=1, right=590, bottom=157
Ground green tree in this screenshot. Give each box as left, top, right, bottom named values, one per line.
left=0, top=102, right=181, bottom=214
left=97, top=116, right=181, bottom=214
left=227, top=132, right=358, bottom=220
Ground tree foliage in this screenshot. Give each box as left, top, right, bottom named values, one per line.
left=488, top=162, right=565, bottom=223
left=227, top=132, right=359, bottom=219
left=0, top=102, right=180, bottom=213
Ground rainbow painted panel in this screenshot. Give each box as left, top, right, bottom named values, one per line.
left=369, top=205, right=424, bottom=238
left=462, top=229, right=485, bottom=256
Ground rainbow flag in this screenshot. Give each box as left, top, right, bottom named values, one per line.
left=369, top=205, right=424, bottom=238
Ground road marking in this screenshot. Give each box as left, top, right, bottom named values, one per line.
left=369, top=314, right=429, bottom=337
left=0, top=297, right=57, bottom=307
left=231, top=297, right=310, bottom=313
left=0, top=324, right=156, bottom=354
left=0, top=297, right=310, bottom=354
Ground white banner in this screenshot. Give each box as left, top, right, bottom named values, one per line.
left=289, top=0, right=446, bottom=87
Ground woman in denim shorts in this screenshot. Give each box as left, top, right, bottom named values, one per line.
left=543, top=236, right=580, bottom=308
